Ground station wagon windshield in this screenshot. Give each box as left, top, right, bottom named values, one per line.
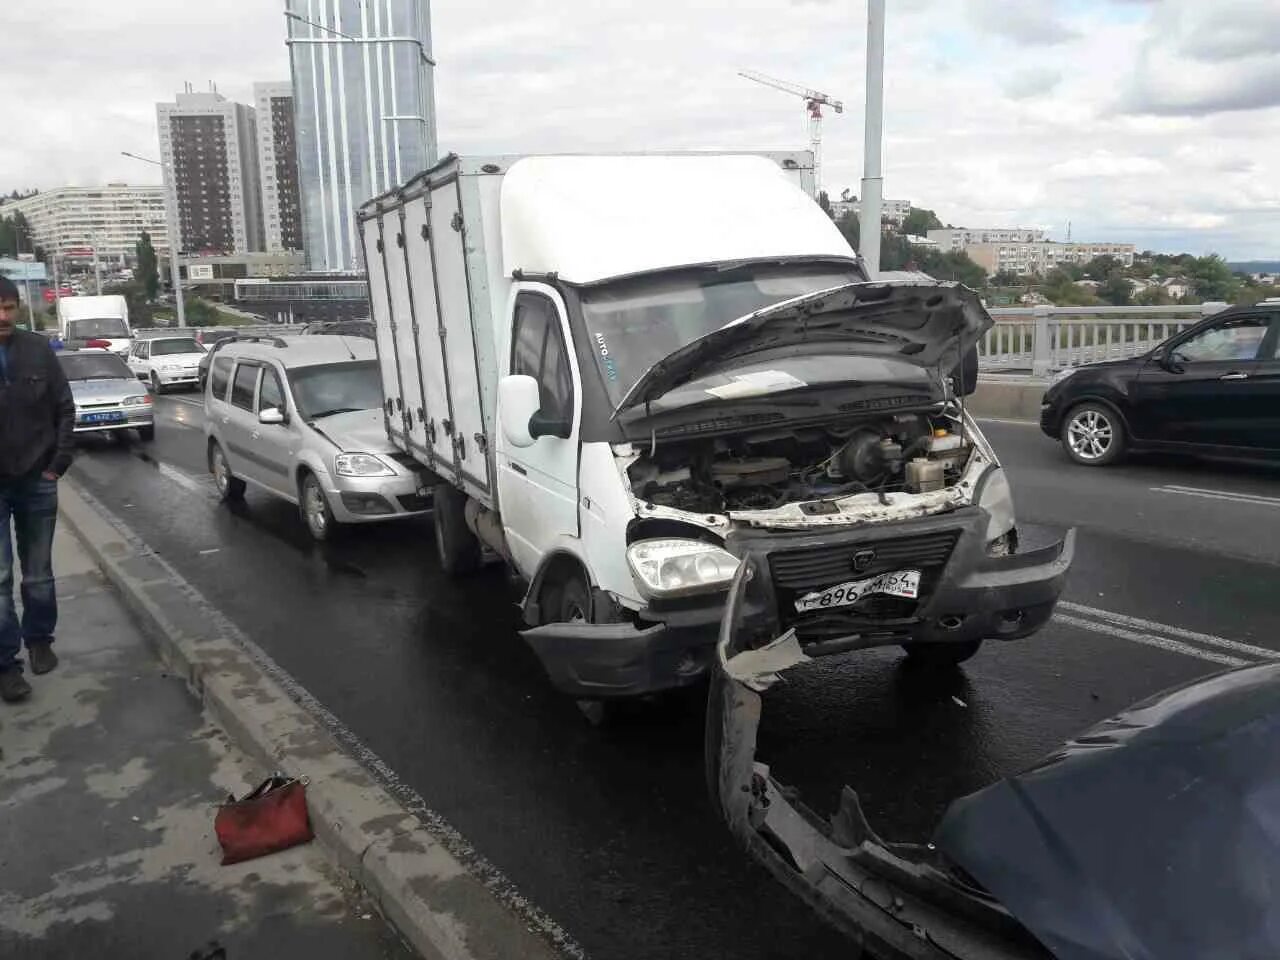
left=288, top=360, right=382, bottom=419
left=578, top=261, right=862, bottom=406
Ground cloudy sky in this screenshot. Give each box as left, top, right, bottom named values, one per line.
left=4, top=0, right=1277, bottom=258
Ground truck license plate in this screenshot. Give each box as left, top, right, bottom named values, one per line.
left=794, top=569, right=921, bottom=613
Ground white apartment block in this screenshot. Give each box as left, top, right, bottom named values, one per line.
left=2, top=185, right=169, bottom=261
left=254, top=82, right=303, bottom=254
left=967, top=241, right=1137, bottom=277
left=830, top=197, right=913, bottom=225
left=927, top=227, right=1047, bottom=252
left=156, top=89, right=264, bottom=256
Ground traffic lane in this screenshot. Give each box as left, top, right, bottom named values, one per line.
left=67, top=414, right=1280, bottom=955
left=982, top=418, right=1280, bottom=566
left=66, top=445, right=856, bottom=959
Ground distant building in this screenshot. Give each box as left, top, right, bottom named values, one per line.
left=0, top=258, right=49, bottom=302
left=928, top=227, right=1046, bottom=252
left=285, top=0, right=438, bottom=273
left=905, top=234, right=938, bottom=248
left=156, top=88, right=264, bottom=256
left=830, top=197, right=913, bottom=225
left=966, top=241, right=1136, bottom=277
left=254, top=82, right=304, bottom=254
left=2, top=185, right=169, bottom=262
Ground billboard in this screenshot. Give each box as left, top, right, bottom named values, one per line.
left=187, top=264, right=215, bottom=280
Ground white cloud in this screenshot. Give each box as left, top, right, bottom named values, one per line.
left=0, top=0, right=1276, bottom=259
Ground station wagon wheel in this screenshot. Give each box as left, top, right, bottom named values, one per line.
left=1062, top=402, right=1126, bottom=466
left=209, top=441, right=246, bottom=502
left=300, top=472, right=338, bottom=542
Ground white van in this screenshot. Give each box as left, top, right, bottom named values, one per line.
left=57, top=295, right=132, bottom=356
left=361, top=154, right=1074, bottom=700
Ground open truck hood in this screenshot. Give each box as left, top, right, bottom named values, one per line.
left=616, top=280, right=992, bottom=414
left=707, top=549, right=1280, bottom=959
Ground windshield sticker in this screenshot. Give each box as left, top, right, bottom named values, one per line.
left=705, top=369, right=807, bottom=400
left=595, top=332, right=619, bottom=382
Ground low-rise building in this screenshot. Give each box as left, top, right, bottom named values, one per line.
left=830, top=197, right=913, bottom=225
left=966, top=241, right=1136, bottom=276
left=927, top=227, right=1046, bottom=252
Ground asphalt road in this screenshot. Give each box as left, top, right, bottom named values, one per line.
left=66, top=395, right=1280, bottom=959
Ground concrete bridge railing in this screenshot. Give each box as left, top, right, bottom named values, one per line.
left=979, top=302, right=1229, bottom=376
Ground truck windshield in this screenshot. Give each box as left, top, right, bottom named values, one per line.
left=578, top=262, right=862, bottom=406
left=66, top=318, right=129, bottom=339
left=289, top=360, right=382, bottom=419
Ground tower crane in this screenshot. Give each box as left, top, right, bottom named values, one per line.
left=738, top=70, right=844, bottom=197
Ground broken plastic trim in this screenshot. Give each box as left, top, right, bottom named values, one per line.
left=705, top=554, right=1050, bottom=960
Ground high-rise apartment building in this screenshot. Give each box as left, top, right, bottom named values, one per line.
left=156, top=88, right=264, bottom=255
left=254, top=82, right=304, bottom=253
left=1, top=185, right=169, bottom=261
left=285, top=0, right=437, bottom=273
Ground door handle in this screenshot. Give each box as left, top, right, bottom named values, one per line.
left=510, top=463, right=527, bottom=476
left=1219, top=372, right=1249, bottom=381
left=251, top=431, right=261, bottom=440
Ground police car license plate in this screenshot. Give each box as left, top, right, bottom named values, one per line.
left=82, top=411, right=125, bottom=424
left=794, top=569, right=921, bottom=613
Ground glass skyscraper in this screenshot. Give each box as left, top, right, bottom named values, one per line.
left=285, top=0, right=437, bottom=274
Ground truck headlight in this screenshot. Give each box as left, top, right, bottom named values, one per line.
left=976, top=466, right=1015, bottom=545
left=334, top=453, right=395, bottom=477
left=626, top=538, right=739, bottom=599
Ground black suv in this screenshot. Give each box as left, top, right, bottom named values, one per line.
left=1040, top=300, right=1280, bottom=465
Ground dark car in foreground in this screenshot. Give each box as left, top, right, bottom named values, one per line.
left=1040, top=300, right=1280, bottom=466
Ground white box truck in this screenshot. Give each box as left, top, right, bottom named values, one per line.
left=57, top=294, right=133, bottom=356
left=361, top=153, right=1072, bottom=701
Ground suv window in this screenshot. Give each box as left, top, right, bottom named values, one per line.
left=1175, top=315, right=1269, bottom=363
left=231, top=363, right=260, bottom=411
left=210, top=356, right=234, bottom=400
left=259, top=366, right=285, bottom=413
left=511, top=295, right=573, bottom=422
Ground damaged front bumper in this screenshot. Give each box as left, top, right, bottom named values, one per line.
left=706, top=551, right=1054, bottom=959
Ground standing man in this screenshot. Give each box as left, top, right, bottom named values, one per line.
left=0, top=275, right=74, bottom=702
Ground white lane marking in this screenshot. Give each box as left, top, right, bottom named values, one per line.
left=976, top=417, right=1038, bottom=426
left=1054, top=613, right=1251, bottom=668
left=162, top=395, right=204, bottom=408
left=155, top=461, right=210, bottom=496
left=1059, top=601, right=1280, bottom=662
left=1151, top=484, right=1280, bottom=507
left=198, top=548, right=220, bottom=555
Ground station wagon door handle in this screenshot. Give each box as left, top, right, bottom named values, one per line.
left=1219, top=372, right=1249, bottom=381
left=251, top=431, right=261, bottom=441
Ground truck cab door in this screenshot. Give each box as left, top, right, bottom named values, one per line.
left=495, top=288, right=581, bottom=579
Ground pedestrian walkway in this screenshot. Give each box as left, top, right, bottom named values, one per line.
left=0, top=524, right=413, bottom=960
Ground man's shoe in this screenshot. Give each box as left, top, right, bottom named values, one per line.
left=0, top=669, right=32, bottom=703
left=28, top=642, right=58, bottom=676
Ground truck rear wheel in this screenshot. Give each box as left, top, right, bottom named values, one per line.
left=432, top=483, right=481, bottom=575
left=901, top=639, right=983, bottom=668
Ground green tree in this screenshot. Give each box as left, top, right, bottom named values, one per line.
left=135, top=231, right=160, bottom=300
left=1187, top=254, right=1239, bottom=301
left=834, top=210, right=860, bottom=251
left=0, top=211, right=36, bottom=257
left=1041, top=268, right=1100, bottom=306
left=1098, top=271, right=1132, bottom=306
left=990, top=269, right=1023, bottom=287
left=1079, top=255, right=1121, bottom=279
left=1135, top=285, right=1173, bottom=306
left=900, top=206, right=944, bottom=237
left=920, top=250, right=986, bottom=289
left=817, top=191, right=833, bottom=218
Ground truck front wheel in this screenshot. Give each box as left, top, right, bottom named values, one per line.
left=432, top=483, right=481, bottom=575
left=901, top=639, right=983, bottom=668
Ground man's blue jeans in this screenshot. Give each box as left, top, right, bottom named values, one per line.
left=0, top=471, right=58, bottom=674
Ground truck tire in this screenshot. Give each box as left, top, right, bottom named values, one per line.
left=901, top=639, right=983, bottom=668
left=432, top=483, right=481, bottom=575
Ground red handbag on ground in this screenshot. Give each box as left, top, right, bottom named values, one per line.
left=214, top=773, right=314, bottom=865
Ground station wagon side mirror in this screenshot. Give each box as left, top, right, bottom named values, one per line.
left=259, top=407, right=286, bottom=425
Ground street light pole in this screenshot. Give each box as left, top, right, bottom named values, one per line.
left=121, top=151, right=185, bottom=328
left=859, top=0, right=886, bottom=277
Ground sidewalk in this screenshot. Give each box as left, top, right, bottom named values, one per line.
left=0, top=524, right=413, bottom=960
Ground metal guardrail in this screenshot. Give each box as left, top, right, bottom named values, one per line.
left=979, top=303, right=1230, bottom=375
left=131, top=324, right=308, bottom=340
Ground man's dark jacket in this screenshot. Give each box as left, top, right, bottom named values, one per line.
left=0, top=330, right=75, bottom=479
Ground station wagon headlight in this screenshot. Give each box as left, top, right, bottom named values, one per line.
left=627, top=538, right=739, bottom=598
left=123, top=395, right=152, bottom=406
left=334, top=452, right=395, bottom=477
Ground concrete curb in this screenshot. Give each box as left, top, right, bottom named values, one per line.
left=58, top=479, right=564, bottom=960
left=968, top=380, right=1046, bottom=423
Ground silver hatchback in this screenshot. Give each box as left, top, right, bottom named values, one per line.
left=204, top=336, right=431, bottom=541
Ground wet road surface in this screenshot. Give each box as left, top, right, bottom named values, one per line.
left=66, top=395, right=1280, bottom=958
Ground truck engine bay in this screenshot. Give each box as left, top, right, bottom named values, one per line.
left=627, top=411, right=973, bottom=515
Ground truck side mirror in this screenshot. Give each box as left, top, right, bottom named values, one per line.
left=499, top=374, right=540, bottom=448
